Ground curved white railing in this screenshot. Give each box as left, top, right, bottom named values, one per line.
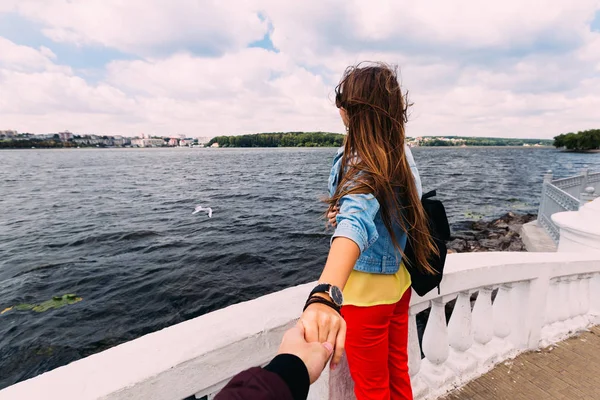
left=537, top=169, right=599, bottom=243
left=1, top=252, right=599, bottom=400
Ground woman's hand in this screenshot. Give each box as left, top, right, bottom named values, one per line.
left=278, top=322, right=334, bottom=383
left=327, top=206, right=339, bottom=228
left=299, top=300, right=346, bottom=370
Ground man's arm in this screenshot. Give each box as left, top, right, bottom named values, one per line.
left=215, top=354, right=309, bottom=400
left=214, top=323, right=332, bottom=400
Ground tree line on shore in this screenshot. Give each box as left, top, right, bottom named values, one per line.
left=208, top=132, right=344, bottom=147
left=553, top=129, right=600, bottom=151
left=208, top=132, right=552, bottom=148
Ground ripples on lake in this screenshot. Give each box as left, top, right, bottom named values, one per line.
left=0, top=147, right=598, bottom=388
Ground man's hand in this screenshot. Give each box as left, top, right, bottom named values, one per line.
left=278, top=322, right=334, bottom=384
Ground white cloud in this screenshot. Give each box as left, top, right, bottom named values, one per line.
left=12, top=0, right=268, bottom=56
left=0, top=37, right=60, bottom=72
left=1, top=0, right=600, bottom=138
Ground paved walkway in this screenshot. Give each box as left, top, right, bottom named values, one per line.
left=443, top=326, right=600, bottom=400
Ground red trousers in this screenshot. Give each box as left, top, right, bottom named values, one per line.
left=341, top=289, right=412, bottom=400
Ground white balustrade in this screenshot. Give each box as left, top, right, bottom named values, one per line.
left=420, top=299, right=453, bottom=388
left=568, top=275, right=586, bottom=330
left=537, top=169, right=599, bottom=243
left=408, top=312, right=428, bottom=399
left=446, top=291, right=477, bottom=379
left=508, top=281, right=529, bottom=349
left=491, top=284, right=514, bottom=359
left=469, top=287, right=496, bottom=366
left=557, top=277, right=570, bottom=328
left=2, top=252, right=600, bottom=400
left=540, top=278, right=560, bottom=345
left=580, top=274, right=592, bottom=325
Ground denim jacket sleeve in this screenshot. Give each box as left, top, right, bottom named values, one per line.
left=404, top=145, right=423, bottom=198
left=331, top=193, right=380, bottom=253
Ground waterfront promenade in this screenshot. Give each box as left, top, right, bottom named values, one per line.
left=445, top=326, right=600, bottom=400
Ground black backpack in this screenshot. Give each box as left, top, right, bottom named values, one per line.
left=404, top=190, right=450, bottom=296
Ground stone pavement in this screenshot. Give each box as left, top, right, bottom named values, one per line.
left=443, top=326, right=600, bottom=400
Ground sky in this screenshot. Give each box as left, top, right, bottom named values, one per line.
left=0, top=0, right=599, bottom=139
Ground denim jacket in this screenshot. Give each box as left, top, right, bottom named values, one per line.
left=328, top=145, right=423, bottom=274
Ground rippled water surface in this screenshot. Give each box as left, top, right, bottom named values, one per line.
left=1, top=147, right=598, bottom=388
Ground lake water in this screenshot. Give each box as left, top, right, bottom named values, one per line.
left=0, top=147, right=598, bottom=388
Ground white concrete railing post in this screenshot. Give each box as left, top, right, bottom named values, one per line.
left=524, top=272, right=551, bottom=350
left=556, top=277, right=571, bottom=332
left=538, top=170, right=553, bottom=225
left=541, top=278, right=560, bottom=345
left=579, top=274, right=592, bottom=326
left=408, top=312, right=428, bottom=399
left=581, top=187, right=597, bottom=203
left=420, top=299, right=453, bottom=389
left=582, top=168, right=589, bottom=188
left=508, top=281, right=530, bottom=350
left=491, top=284, right=514, bottom=358
left=446, top=291, right=477, bottom=378
left=567, top=275, right=585, bottom=331
left=470, top=287, right=495, bottom=365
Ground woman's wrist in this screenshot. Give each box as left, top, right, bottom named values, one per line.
left=303, top=295, right=341, bottom=314
left=311, top=292, right=332, bottom=301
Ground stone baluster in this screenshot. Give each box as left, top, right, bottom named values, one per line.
left=538, top=170, right=553, bottom=223
left=554, top=277, right=571, bottom=337
left=469, top=287, right=496, bottom=366
left=567, top=275, right=584, bottom=331
left=420, top=299, right=453, bottom=388
left=508, top=281, right=530, bottom=350
left=541, top=278, right=560, bottom=344
left=580, top=274, right=592, bottom=325
left=492, top=284, right=514, bottom=358
left=582, top=168, right=589, bottom=188
left=446, top=291, right=477, bottom=377
left=407, top=311, right=427, bottom=399
left=581, top=187, right=597, bottom=204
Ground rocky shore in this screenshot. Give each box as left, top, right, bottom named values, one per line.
left=448, top=212, right=536, bottom=253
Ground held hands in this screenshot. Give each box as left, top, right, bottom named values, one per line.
left=299, top=298, right=346, bottom=370
left=279, top=321, right=335, bottom=383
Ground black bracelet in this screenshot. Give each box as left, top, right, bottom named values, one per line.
left=303, top=295, right=341, bottom=314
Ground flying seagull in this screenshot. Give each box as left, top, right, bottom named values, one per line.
left=193, top=206, right=212, bottom=218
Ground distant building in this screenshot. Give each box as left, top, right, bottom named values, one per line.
left=0, top=130, right=17, bottom=138
left=211, top=143, right=219, bottom=148
left=34, top=133, right=55, bottom=140
left=147, top=138, right=165, bottom=147
left=168, top=138, right=179, bottom=147
left=59, top=131, right=73, bottom=141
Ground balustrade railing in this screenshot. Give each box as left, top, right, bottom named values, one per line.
left=2, top=252, right=599, bottom=400
left=537, top=169, right=599, bottom=243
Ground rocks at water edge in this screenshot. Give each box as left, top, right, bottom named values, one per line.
left=448, top=212, right=536, bottom=253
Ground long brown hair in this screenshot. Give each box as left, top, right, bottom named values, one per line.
left=331, top=62, right=437, bottom=274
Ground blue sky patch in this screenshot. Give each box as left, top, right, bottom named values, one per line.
left=0, top=12, right=135, bottom=69
left=591, top=11, right=600, bottom=32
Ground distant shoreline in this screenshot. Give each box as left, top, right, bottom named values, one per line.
left=0, top=145, right=560, bottom=151
left=560, top=149, right=600, bottom=153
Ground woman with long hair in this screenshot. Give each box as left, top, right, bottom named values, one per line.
left=299, top=63, right=436, bottom=399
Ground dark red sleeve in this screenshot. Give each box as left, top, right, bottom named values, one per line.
left=214, top=354, right=309, bottom=400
